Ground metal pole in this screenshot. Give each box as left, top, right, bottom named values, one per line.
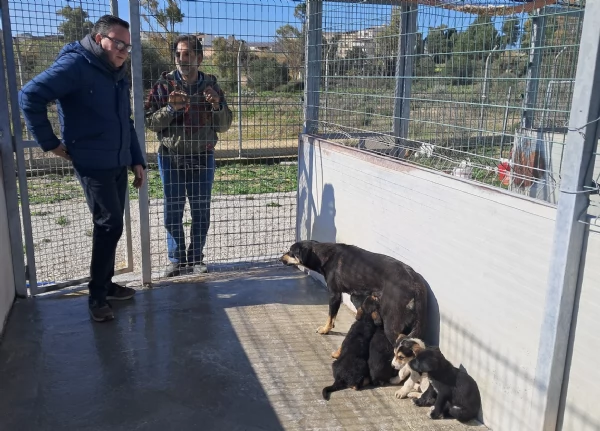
left=1, top=0, right=34, bottom=297
left=478, top=46, right=497, bottom=145
left=303, top=0, right=323, bottom=135
left=392, top=3, right=417, bottom=158
left=237, top=41, right=243, bottom=158
left=534, top=3, right=600, bottom=430
left=110, top=0, right=119, bottom=16
left=129, top=0, right=152, bottom=285
left=521, top=13, right=546, bottom=130
left=500, top=86, right=512, bottom=157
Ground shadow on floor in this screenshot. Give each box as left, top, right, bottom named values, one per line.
left=0, top=266, right=479, bottom=431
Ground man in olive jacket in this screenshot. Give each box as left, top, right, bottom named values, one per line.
left=145, top=34, right=232, bottom=277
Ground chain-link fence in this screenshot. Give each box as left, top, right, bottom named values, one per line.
left=138, top=0, right=302, bottom=280
left=5, top=0, right=304, bottom=290
left=314, top=0, right=584, bottom=202
left=8, top=0, right=134, bottom=290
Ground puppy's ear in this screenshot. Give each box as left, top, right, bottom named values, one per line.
left=412, top=344, right=424, bottom=355
left=355, top=307, right=364, bottom=320
left=371, top=311, right=383, bottom=326
left=396, top=333, right=407, bottom=343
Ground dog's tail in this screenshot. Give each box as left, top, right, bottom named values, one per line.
left=322, top=380, right=346, bottom=401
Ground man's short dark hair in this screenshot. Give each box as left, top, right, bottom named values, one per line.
left=172, top=35, right=203, bottom=57
left=91, top=15, right=130, bottom=38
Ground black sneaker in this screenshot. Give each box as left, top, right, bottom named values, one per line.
left=161, top=262, right=189, bottom=278
left=106, top=283, right=136, bottom=301
left=89, top=300, right=114, bottom=322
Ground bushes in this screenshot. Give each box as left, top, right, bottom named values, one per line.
left=247, top=57, right=290, bottom=91
left=141, top=41, right=173, bottom=89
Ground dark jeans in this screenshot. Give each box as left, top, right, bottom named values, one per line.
left=75, top=166, right=127, bottom=303
left=157, top=151, right=215, bottom=265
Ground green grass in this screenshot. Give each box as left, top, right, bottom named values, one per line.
left=24, top=163, right=298, bottom=206
left=56, top=216, right=69, bottom=227
left=129, top=162, right=297, bottom=200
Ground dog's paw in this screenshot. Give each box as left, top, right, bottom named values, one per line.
left=407, top=391, right=421, bottom=399
left=428, top=406, right=443, bottom=420
left=413, top=397, right=427, bottom=407
left=395, top=388, right=410, bottom=399
left=317, top=325, right=332, bottom=334
left=389, top=375, right=401, bottom=385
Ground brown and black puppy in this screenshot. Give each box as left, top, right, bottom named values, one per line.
left=281, top=240, right=428, bottom=355
left=391, top=336, right=430, bottom=399
left=409, top=347, right=481, bottom=423
left=322, top=295, right=381, bottom=400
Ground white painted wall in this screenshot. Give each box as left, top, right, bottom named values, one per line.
left=0, top=158, right=15, bottom=334
left=559, top=225, right=600, bottom=431
left=298, top=136, right=559, bottom=431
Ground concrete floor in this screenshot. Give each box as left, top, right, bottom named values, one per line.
left=0, top=266, right=482, bottom=431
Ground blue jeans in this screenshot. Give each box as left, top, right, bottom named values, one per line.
left=157, top=151, right=215, bottom=265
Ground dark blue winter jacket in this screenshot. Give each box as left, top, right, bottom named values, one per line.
left=18, top=38, right=146, bottom=170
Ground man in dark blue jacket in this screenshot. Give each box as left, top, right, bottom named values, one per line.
left=19, top=15, right=146, bottom=322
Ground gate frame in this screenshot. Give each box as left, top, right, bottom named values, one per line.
left=1, top=0, right=136, bottom=295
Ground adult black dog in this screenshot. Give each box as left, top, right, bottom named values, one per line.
left=280, top=240, right=428, bottom=355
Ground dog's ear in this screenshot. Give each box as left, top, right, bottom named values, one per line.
left=355, top=307, right=364, bottom=320
left=371, top=311, right=383, bottom=326
left=412, top=343, right=424, bottom=355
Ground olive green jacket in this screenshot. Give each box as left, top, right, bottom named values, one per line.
left=144, top=70, right=233, bottom=154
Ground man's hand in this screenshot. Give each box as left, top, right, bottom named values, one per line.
left=203, top=86, right=221, bottom=110
left=50, top=143, right=71, bottom=161
left=168, top=91, right=189, bottom=111
left=132, top=165, right=145, bottom=189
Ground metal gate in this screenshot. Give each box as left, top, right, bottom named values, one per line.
left=1, top=0, right=302, bottom=293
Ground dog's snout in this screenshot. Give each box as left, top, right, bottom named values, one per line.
left=280, top=253, right=301, bottom=266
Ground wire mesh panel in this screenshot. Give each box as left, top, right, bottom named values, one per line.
left=8, top=0, right=135, bottom=290
left=316, top=0, right=584, bottom=202
left=137, top=0, right=301, bottom=280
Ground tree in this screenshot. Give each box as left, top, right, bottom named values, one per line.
left=247, top=57, right=289, bottom=91
left=212, top=36, right=250, bottom=92
left=274, top=24, right=304, bottom=81
left=373, top=6, right=402, bottom=76
left=56, top=6, right=93, bottom=42
left=140, top=0, right=184, bottom=42
left=426, top=25, right=457, bottom=64
left=499, top=16, right=521, bottom=49
left=452, top=16, right=498, bottom=61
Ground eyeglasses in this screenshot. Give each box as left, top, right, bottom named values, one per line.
left=102, top=35, right=133, bottom=53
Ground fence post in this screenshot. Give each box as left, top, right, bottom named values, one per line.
left=0, top=0, right=34, bottom=297
left=303, top=0, right=322, bottom=135
left=237, top=41, right=244, bottom=158
left=534, top=4, right=600, bottom=430
left=129, top=0, right=152, bottom=285
left=521, top=13, right=546, bottom=130
left=392, top=3, right=417, bottom=157
left=110, top=0, right=119, bottom=16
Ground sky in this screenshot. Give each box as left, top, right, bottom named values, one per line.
left=9, top=0, right=527, bottom=42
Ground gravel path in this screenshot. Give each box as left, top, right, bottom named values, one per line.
left=25, top=191, right=296, bottom=286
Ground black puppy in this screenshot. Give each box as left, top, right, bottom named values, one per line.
left=280, top=241, right=428, bottom=356
left=366, top=297, right=396, bottom=386
left=322, top=296, right=380, bottom=400
left=409, top=347, right=481, bottom=422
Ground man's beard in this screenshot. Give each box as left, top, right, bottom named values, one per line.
left=178, top=64, right=197, bottom=77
